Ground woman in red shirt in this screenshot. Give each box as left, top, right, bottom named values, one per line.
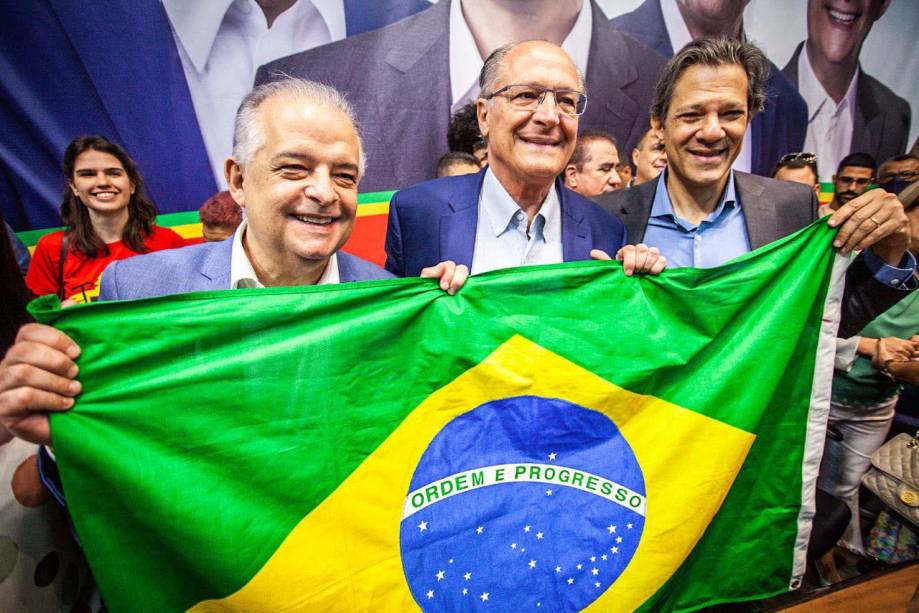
left=26, top=136, right=186, bottom=302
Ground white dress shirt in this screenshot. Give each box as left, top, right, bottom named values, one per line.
left=659, top=0, right=752, bottom=173
left=163, top=0, right=346, bottom=189
left=230, top=219, right=340, bottom=287
left=448, top=0, right=593, bottom=113
left=471, top=169, right=564, bottom=274
left=798, top=45, right=859, bottom=183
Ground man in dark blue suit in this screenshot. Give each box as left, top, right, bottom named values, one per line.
left=0, top=0, right=429, bottom=231
left=385, top=41, right=666, bottom=278
left=611, top=0, right=808, bottom=178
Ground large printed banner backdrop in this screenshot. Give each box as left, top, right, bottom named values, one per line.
left=35, top=222, right=846, bottom=612
left=3, top=0, right=917, bottom=249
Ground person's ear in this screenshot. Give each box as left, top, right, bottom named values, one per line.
left=225, top=158, right=246, bottom=209
left=476, top=99, right=490, bottom=140
left=632, top=148, right=640, bottom=167
left=564, top=165, right=578, bottom=188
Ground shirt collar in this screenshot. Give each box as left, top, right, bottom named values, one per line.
left=449, top=0, right=592, bottom=109
left=480, top=168, right=560, bottom=242
left=164, top=0, right=342, bottom=74
left=650, top=169, right=739, bottom=227
left=660, top=0, right=693, bottom=54
left=230, top=219, right=339, bottom=288
left=798, top=44, right=860, bottom=120
left=163, top=0, right=235, bottom=73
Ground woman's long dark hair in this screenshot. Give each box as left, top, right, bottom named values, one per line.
left=60, top=136, right=158, bottom=257
left=0, top=213, right=32, bottom=355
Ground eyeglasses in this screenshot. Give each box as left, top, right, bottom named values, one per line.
left=778, top=152, right=817, bottom=164
left=836, top=176, right=873, bottom=188
left=485, top=84, right=588, bottom=117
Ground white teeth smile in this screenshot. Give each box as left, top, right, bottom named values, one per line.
left=293, top=214, right=332, bottom=225
left=92, top=192, right=117, bottom=201
left=828, top=8, right=857, bottom=23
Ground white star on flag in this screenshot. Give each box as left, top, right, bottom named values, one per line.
left=591, top=568, right=599, bottom=576
left=536, top=532, right=544, bottom=539
left=448, top=559, right=453, bottom=564
left=436, top=570, right=445, bottom=581
left=476, top=526, right=484, bottom=535
left=607, top=524, right=617, bottom=534
left=611, top=546, right=619, bottom=554
left=418, top=521, right=428, bottom=532
left=576, top=563, right=583, bottom=570
left=426, top=590, right=434, bottom=599
left=524, top=525, right=531, bottom=533
left=616, top=536, right=623, bottom=544
left=555, top=566, right=562, bottom=573
left=464, top=572, right=472, bottom=581
left=480, top=592, right=490, bottom=602
left=462, top=588, right=468, bottom=596
left=528, top=560, right=537, bottom=569
left=601, top=554, right=608, bottom=561
left=548, top=452, right=557, bottom=461
left=545, top=489, right=553, bottom=496
left=590, top=556, right=596, bottom=562
left=511, top=543, right=517, bottom=550
left=627, top=523, right=633, bottom=529
left=567, top=578, right=574, bottom=585
left=595, top=581, right=601, bottom=588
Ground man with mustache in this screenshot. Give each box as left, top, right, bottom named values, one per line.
left=827, top=153, right=875, bottom=215
left=384, top=41, right=665, bottom=278
left=596, top=37, right=915, bottom=338
left=782, top=0, right=910, bottom=182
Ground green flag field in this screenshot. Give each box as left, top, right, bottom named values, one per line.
left=32, top=221, right=847, bottom=612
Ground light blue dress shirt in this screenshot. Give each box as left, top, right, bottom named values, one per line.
left=470, top=168, right=563, bottom=274
left=643, top=170, right=750, bottom=269
left=643, top=170, right=916, bottom=288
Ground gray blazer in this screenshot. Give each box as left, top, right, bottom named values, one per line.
left=98, top=236, right=393, bottom=301
left=783, top=43, right=911, bottom=164
left=594, top=172, right=913, bottom=338
left=256, top=0, right=667, bottom=192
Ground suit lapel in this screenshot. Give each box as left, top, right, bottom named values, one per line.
left=735, top=172, right=776, bottom=250
left=613, top=180, right=657, bottom=244
left=559, top=182, right=591, bottom=262
left=198, top=237, right=234, bottom=290
left=48, top=0, right=215, bottom=204
left=583, top=4, right=642, bottom=146
left=850, top=75, right=883, bottom=158
left=378, top=1, right=451, bottom=190
left=439, top=171, right=484, bottom=269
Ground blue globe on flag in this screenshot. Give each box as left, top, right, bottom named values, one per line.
left=400, top=395, right=646, bottom=610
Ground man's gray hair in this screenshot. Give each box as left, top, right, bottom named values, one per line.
left=651, top=37, right=770, bottom=124
left=478, top=40, right=586, bottom=98
left=232, top=78, right=366, bottom=178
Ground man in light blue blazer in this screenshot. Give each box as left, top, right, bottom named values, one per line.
left=0, top=78, right=468, bottom=449
left=385, top=41, right=665, bottom=279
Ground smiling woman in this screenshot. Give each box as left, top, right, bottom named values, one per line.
left=24, top=136, right=187, bottom=302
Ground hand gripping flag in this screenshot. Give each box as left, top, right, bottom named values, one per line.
left=34, top=221, right=847, bottom=612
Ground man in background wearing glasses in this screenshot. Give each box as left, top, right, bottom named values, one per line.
left=384, top=41, right=666, bottom=278
left=828, top=153, right=876, bottom=215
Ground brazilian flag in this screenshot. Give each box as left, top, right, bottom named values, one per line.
left=34, top=221, right=846, bottom=612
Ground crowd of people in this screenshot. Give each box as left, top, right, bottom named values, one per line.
left=0, top=30, right=917, bottom=607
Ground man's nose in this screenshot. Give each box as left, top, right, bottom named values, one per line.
left=304, top=169, right=337, bottom=206
left=531, top=92, right=562, bottom=127
left=608, top=168, right=622, bottom=188
left=697, top=113, right=726, bottom=142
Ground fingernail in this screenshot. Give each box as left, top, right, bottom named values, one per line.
left=828, top=219, right=838, bottom=227
left=66, top=345, right=80, bottom=359
left=63, top=397, right=74, bottom=408
left=68, top=380, right=81, bottom=394
left=833, top=240, right=842, bottom=247
left=67, top=364, right=79, bottom=378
